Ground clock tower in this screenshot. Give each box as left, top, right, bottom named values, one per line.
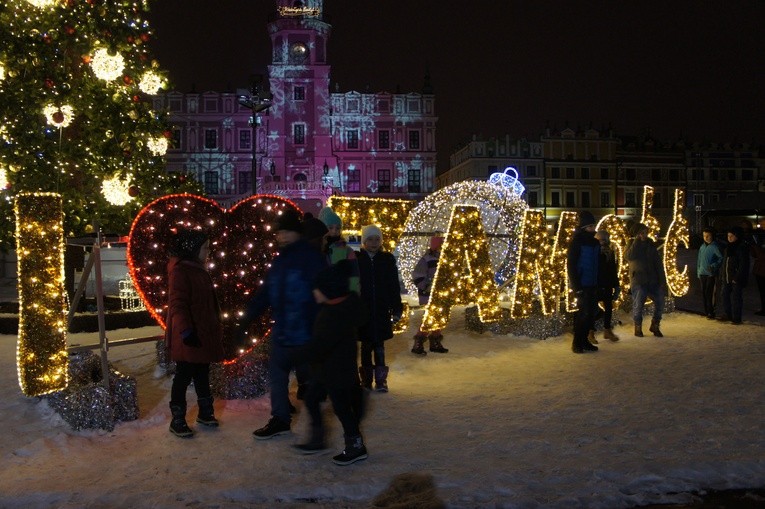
left=262, top=0, right=333, bottom=207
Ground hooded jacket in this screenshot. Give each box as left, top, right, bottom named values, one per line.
left=165, top=257, right=225, bottom=363
left=357, top=248, right=403, bottom=343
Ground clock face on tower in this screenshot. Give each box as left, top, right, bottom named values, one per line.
left=290, top=42, right=308, bottom=60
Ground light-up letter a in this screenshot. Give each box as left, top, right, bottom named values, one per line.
left=420, top=205, right=501, bottom=332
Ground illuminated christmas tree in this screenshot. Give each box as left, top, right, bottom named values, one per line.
left=0, top=0, right=201, bottom=250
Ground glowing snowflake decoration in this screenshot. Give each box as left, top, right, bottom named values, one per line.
left=25, top=0, right=58, bottom=7
left=43, top=104, right=75, bottom=128
left=91, top=48, right=125, bottom=82
left=146, top=136, right=168, bottom=156
left=101, top=174, right=133, bottom=206
left=138, top=70, right=164, bottom=95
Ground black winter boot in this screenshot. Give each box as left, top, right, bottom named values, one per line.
left=294, top=425, right=328, bottom=455
left=428, top=333, right=448, bottom=353
left=411, top=333, right=427, bottom=356
left=332, top=435, right=368, bottom=465
left=169, top=403, right=193, bottom=438
left=374, top=366, right=389, bottom=393
left=649, top=320, right=663, bottom=337
left=196, top=396, right=219, bottom=427
left=358, top=366, right=373, bottom=390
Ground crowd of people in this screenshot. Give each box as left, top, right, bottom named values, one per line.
left=163, top=205, right=765, bottom=463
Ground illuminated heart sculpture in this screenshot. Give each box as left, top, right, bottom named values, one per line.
left=127, top=193, right=301, bottom=358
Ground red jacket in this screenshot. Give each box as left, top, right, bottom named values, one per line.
left=165, top=257, right=225, bottom=363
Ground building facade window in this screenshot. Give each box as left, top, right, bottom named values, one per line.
left=204, top=129, right=218, bottom=150
left=625, top=192, right=637, bottom=207
left=626, top=168, right=636, bottom=181
left=669, top=169, right=679, bottom=181
left=238, top=171, right=251, bottom=193
left=377, top=169, right=391, bottom=192
left=693, top=194, right=704, bottom=206
left=581, top=191, right=590, bottom=208
left=581, top=167, right=589, bottom=179
left=408, top=169, right=421, bottom=193
left=293, top=123, right=305, bottom=145
left=408, top=130, right=420, bottom=150
left=600, top=191, right=610, bottom=208
left=347, top=168, right=360, bottom=192
left=566, top=191, right=576, bottom=207
left=652, top=169, right=662, bottom=181
left=293, top=86, right=305, bottom=101
left=346, top=130, right=359, bottom=149
left=551, top=191, right=561, bottom=207
left=527, top=165, right=537, bottom=177
left=378, top=129, right=390, bottom=149
left=551, top=167, right=560, bottom=179
left=204, top=171, right=218, bottom=194
left=528, top=191, right=538, bottom=207
left=692, top=169, right=704, bottom=180
left=601, top=167, right=609, bottom=179
left=566, top=167, right=575, bottom=179
left=239, top=129, right=251, bottom=150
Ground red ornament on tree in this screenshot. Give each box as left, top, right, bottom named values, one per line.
left=52, top=111, right=65, bottom=124
left=127, top=185, right=139, bottom=197
left=139, top=33, right=150, bottom=42
left=163, top=130, right=173, bottom=139
left=123, top=75, right=133, bottom=85
left=44, top=78, right=54, bottom=88
left=127, top=36, right=134, bottom=44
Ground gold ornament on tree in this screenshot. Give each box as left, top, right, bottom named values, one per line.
left=90, top=48, right=125, bottom=81
left=101, top=174, right=134, bottom=206
left=43, top=104, right=74, bottom=128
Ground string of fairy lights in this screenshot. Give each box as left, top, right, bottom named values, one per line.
left=15, top=184, right=693, bottom=398
left=327, top=196, right=416, bottom=252
left=15, top=192, right=68, bottom=397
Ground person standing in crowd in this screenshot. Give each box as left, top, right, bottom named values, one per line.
left=719, top=226, right=750, bottom=324
left=239, top=209, right=328, bottom=439
left=356, top=224, right=403, bottom=392
left=625, top=223, right=666, bottom=337
left=165, top=230, right=226, bottom=438
left=589, top=229, right=620, bottom=343
left=318, top=206, right=360, bottom=295
left=291, top=260, right=369, bottom=465
left=697, top=227, right=723, bottom=320
left=567, top=211, right=600, bottom=354
left=411, top=234, right=448, bottom=355
left=751, top=224, right=765, bottom=316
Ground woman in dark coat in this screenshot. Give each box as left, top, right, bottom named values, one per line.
left=720, top=226, right=750, bottom=324
left=356, top=224, right=403, bottom=392
left=165, top=230, right=225, bottom=437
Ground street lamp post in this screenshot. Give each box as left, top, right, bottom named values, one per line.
left=238, top=82, right=272, bottom=195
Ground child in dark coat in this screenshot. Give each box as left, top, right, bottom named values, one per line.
left=165, top=229, right=226, bottom=437
left=291, top=259, right=370, bottom=465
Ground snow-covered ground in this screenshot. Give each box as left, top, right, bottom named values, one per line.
left=1, top=305, right=763, bottom=509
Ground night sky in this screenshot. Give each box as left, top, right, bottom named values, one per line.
left=148, top=1, right=765, bottom=172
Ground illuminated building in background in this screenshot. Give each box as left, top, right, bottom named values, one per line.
left=155, top=0, right=437, bottom=214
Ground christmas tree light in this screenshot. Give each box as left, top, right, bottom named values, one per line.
left=327, top=196, right=416, bottom=252
left=0, top=0, right=201, bottom=250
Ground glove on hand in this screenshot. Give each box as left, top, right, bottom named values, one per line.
left=182, top=329, right=201, bottom=348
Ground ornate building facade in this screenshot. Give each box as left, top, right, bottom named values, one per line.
left=154, top=0, right=437, bottom=214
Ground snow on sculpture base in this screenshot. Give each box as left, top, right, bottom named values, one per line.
left=465, top=305, right=569, bottom=339
left=46, top=351, right=138, bottom=432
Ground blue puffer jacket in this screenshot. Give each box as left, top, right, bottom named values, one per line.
left=697, top=241, right=723, bottom=277
left=243, top=239, right=328, bottom=347
left=567, top=229, right=600, bottom=290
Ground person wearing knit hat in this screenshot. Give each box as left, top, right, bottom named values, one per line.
left=289, top=259, right=370, bottom=464
left=318, top=206, right=360, bottom=295
left=411, top=233, right=448, bottom=355
left=356, top=224, right=403, bottom=392
left=238, top=207, right=328, bottom=439
left=302, top=216, right=329, bottom=252
left=625, top=219, right=666, bottom=337
left=567, top=212, right=601, bottom=353
left=165, top=229, right=226, bottom=437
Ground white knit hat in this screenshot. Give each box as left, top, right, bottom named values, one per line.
left=361, top=224, right=383, bottom=243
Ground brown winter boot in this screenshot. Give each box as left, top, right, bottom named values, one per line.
left=587, top=330, right=598, bottom=344
left=649, top=320, right=663, bottom=337
left=634, top=324, right=644, bottom=337
left=412, top=333, right=427, bottom=356
left=603, top=328, right=620, bottom=342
